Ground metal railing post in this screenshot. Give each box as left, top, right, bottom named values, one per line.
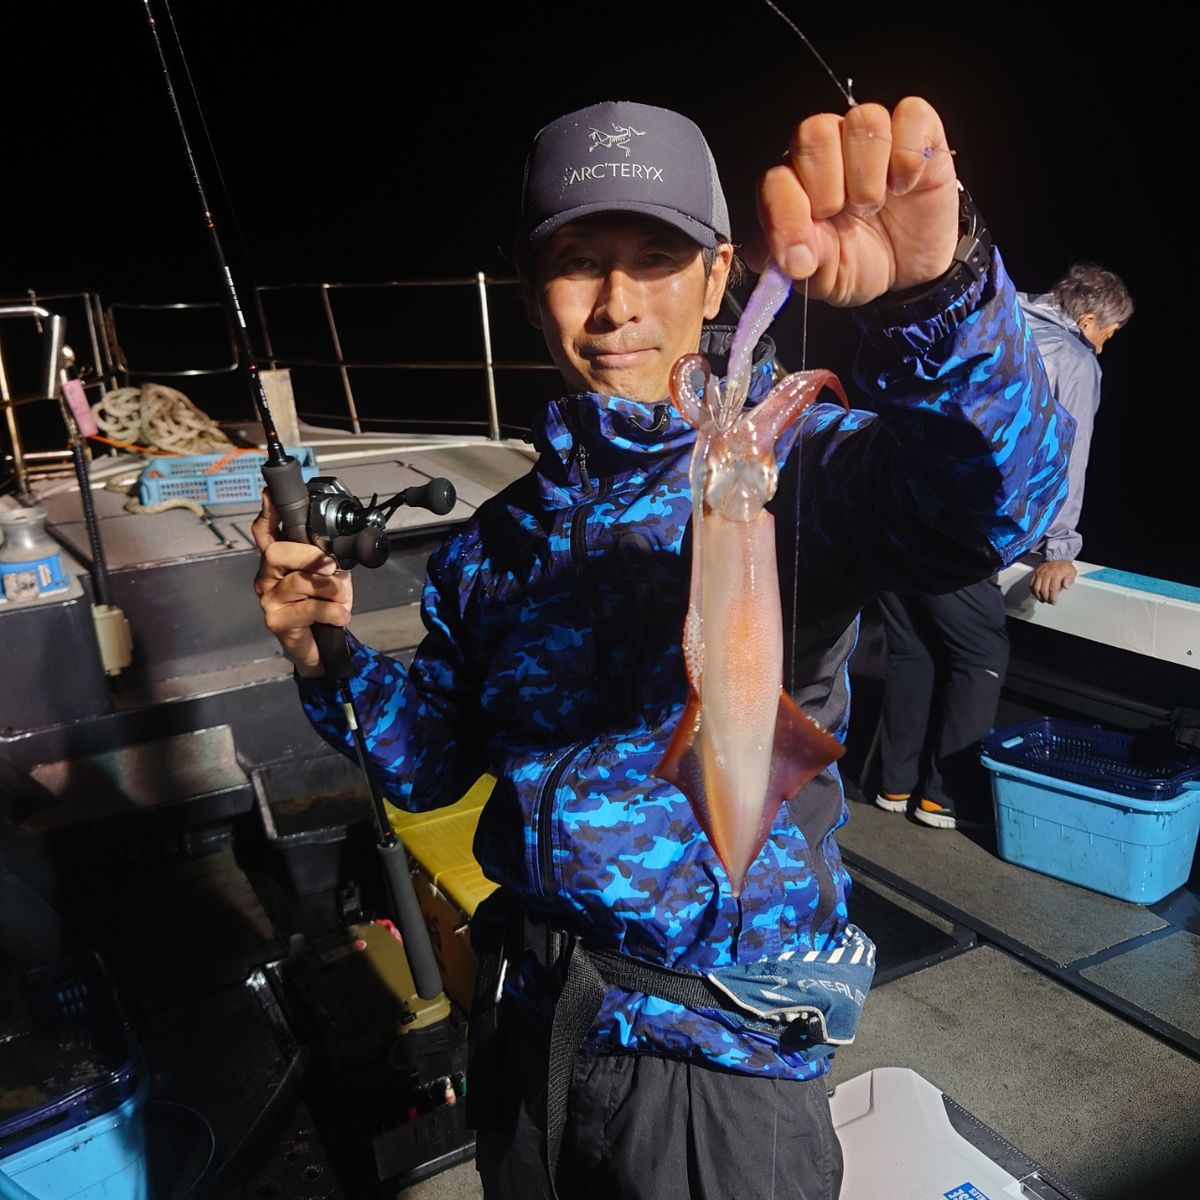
left=89, top=292, right=119, bottom=391
left=320, top=283, right=361, bottom=434
left=0, top=304, right=55, bottom=498
left=476, top=272, right=501, bottom=441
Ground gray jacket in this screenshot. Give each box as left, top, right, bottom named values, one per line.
left=1018, top=291, right=1103, bottom=561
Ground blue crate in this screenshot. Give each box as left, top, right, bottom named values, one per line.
left=137, top=445, right=319, bottom=508
left=0, top=1080, right=149, bottom=1200
left=981, top=718, right=1200, bottom=903
left=0, top=954, right=150, bottom=1200
left=982, top=717, right=1200, bottom=801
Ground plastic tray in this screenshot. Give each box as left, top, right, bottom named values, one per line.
left=251, top=751, right=375, bottom=895
left=0, top=954, right=142, bottom=1158
left=137, top=445, right=319, bottom=507
left=981, top=717, right=1200, bottom=802
left=0, top=954, right=150, bottom=1200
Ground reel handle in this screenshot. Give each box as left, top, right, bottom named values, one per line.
left=401, top=478, right=456, bottom=515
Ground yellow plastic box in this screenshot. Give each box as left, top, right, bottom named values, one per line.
left=390, top=775, right=498, bottom=1010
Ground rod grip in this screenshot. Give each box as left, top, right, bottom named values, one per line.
left=262, top=456, right=351, bottom=679
left=261, top=457, right=309, bottom=542
left=377, top=839, right=444, bottom=1000
left=313, top=622, right=352, bottom=679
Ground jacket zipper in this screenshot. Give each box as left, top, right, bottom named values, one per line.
left=558, top=405, right=612, bottom=703
left=535, top=403, right=612, bottom=899
left=534, top=736, right=589, bottom=898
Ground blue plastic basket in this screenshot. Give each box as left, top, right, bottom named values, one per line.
left=137, top=445, right=319, bottom=507
left=0, top=954, right=149, bottom=1200
left=981, top=718, right=1200, bottom=903
left=981, top=717, right=1200, bottom=802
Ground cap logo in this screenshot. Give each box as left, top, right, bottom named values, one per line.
left=587, top=123, right=645, bottom=157
left=565, top=123, right=663, bottom=187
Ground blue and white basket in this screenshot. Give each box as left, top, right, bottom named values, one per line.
left=137, top=446, right=319, bottom=507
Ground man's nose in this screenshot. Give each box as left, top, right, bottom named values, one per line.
left=594, top=268, right=640, bottom=327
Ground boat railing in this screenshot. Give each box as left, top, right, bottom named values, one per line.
left=105, top=300, right=242, bottom=379
left=97, top=275, right=558, bottom=442
left=1, top=292, right=117, bottom=495
left=249, top=274, right=557, bottom=439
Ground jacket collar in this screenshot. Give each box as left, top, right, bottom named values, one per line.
left=533, top=326, right=779, bottom=477
left=1020, top=291, right=1098, bottom=357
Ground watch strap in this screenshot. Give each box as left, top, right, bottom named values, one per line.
left=858, top=184, right=993, bottom=325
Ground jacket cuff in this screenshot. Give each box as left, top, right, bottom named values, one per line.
left=854, top=248, right=991, bottom=341
left=293, top=630, right=367, bottom=696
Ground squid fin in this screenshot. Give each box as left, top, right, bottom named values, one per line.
left=656, top=688, right=706, bottom=818
left=656, top=689, right=845, bottom=895
left=767, top=690, right=846, bottom=805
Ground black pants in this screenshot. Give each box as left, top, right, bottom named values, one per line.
left=474, top=997, right=843, bottom=1200
left=876, top=579, right=1009, bottom=813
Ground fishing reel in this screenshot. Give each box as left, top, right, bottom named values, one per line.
left=305, top=475, right=457, bottom=570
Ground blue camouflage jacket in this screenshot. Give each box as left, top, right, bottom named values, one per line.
left=299, top=247, right=1073, bottom=1080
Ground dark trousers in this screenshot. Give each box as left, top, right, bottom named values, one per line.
left=474, top=997, right=844, bottom=1200
left=876, top=579, right=1009, bottom=813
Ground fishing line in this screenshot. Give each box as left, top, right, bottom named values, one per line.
left=760, top=0, right=857, bottom=108
left=138, top=0, right=288, bottom=460
left=139, top=0, right=450, bottom=1003
left=759, top=0, right=951, bottom=691
left=788, top=279, right=808, bottom=694
left=759, top=0, right=956, bottom=161
left=160, top=0, right=264, bottom=309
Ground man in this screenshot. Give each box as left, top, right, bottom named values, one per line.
left=253, top=98, right=1070, bottom=1199
left=1020, top=264, right=1133, bottom=602
left=874, top=262, right=1131, bottom=829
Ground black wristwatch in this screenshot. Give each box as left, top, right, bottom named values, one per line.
left=859, top=183, right=992, bottom=324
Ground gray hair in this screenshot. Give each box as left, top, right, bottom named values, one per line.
left=1052, top=263, right=1134, bottom=328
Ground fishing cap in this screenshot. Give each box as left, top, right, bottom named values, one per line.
left=518, top=100, right=731, bottom=251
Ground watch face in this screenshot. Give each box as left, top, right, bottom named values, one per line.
left=954, top=190, right=992, bottom=280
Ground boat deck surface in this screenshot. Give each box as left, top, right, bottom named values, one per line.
left=4, top=425, right=1196, bottom=1199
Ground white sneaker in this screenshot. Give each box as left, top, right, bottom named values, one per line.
left=874, top=793, right=910, bottom=814
left=912, top=798, right=958, bottom=829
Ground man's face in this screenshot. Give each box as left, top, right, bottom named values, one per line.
left=528, top=214, right=731, bottom=402
left=1078, top=313, right=1122, bottom=355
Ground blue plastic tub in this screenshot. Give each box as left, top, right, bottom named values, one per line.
left=981, top=719, right=1200, bottom=903
left=0, top=1079, right=149, bottom=1200
left=0, top=955, right=149, bottom=1200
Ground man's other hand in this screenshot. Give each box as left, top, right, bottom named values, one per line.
left=1029, top=560, right=1078, bottom=605
left=750, top=96, right=960, bottom=307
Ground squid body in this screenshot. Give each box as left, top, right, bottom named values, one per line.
left=656, top=262, right=848, bottom=896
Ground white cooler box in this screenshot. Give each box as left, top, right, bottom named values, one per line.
left=831, top=1068, right=1084, bottom=1200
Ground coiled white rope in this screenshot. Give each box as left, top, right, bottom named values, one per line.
left=89, top=384, right=233, bottom=525
left=91, top=383, right=232, bottom=455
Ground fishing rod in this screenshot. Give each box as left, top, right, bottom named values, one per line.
left=139, top=0, right=448, bottom=999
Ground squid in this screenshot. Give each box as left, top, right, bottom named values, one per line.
left=656, top=262, right=849, bottom=896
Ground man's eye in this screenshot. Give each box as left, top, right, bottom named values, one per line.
left=550, top=255, right=598, bottom=276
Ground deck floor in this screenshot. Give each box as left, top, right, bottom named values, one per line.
left=6, top=425, right=1198, bottom=1198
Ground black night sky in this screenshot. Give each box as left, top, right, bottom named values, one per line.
left=4, top=2, right=1195, bottom=585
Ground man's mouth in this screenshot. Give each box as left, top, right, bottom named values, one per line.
left=583, top=345, right=653, bottom=367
